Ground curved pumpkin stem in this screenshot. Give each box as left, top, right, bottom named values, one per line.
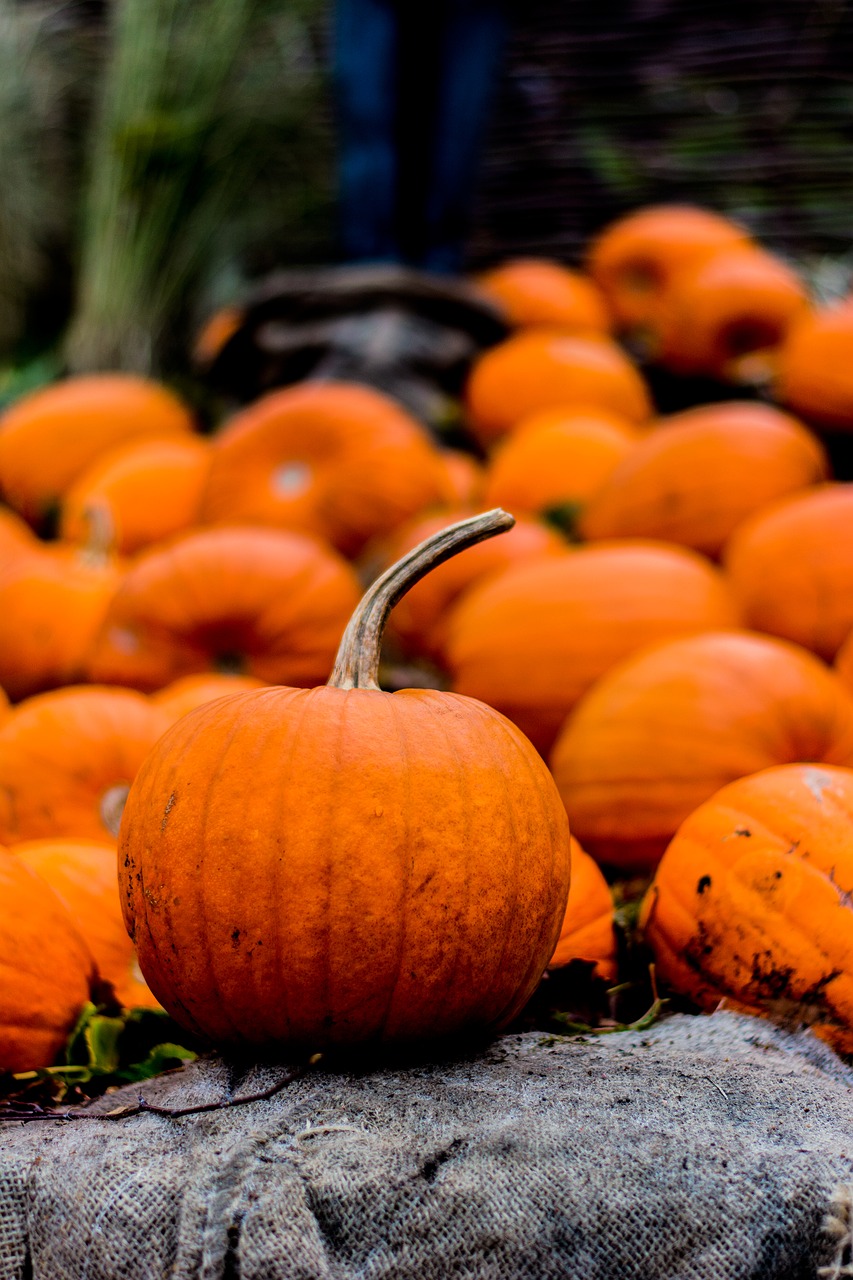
left=329, top=508, right=515, bottom=691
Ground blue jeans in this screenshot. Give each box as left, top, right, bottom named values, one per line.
left=333, top=0, right=508, bottom=273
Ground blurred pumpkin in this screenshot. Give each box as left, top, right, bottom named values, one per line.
left=550, top=631, right=853, bottom=872
left=640, top=762, right=853, bottom=1055
left=446, top=540, right=739, bottom=756
left=579, top=401, right=828, bottom=557
left=474, top=258, right=611, bottom=333
left=548, top=838, right=616, bottom=980
left=775, top=300, right=853, bottom=429
left=151, top=672, right=267, bottom=724
left=85, top=525, right=361, bottom=693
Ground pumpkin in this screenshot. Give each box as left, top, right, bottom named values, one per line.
left=199, top=382, right=449, bottom=558
left=725, top=484, right=853, bottom=661
left=118, top=511, right=572, bottom=1052
left=60, top=435, right=211, bottom=555
left=85, top=525, right=361, bottom=693
left=0, top=373, right=195, bottom=527
left=0, top=535, right=122, bottom=701
left=474, top=258, right=611, bottom=333
left=550, top=631, right=853, bottom=872
left=0, top=848, right=96, bottom=1071
left=446, top=540, right=739, bottom=756
left=835, top=629, right=853, bottom=693
left=438, top=449, right=485, bottom=507
left=379, top=508, right=567, bottom=665
left=0, top=504, right=38, bottom=557
left=586, top=204, right=751, bottom=334
left=640, top=762, right=853, bottom=1055
left=0, top=685, right=171, bottom=844
left=652, top=246, right=810, bottom=382
left=464, top=331, right=652, bottom=448
left=548, top=838, right=616, bottom=980
left=13, top=838, right=159, bottom=1010
left=579, top=401, right=828, bottom=558
left=151, top=672, right=267, bottom=724
left=481, top=407, right=640, bottom=527
left=775, top=300, right=853, bottom=429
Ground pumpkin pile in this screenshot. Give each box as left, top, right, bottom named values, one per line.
left=5, top=200, right=853, bottom=1078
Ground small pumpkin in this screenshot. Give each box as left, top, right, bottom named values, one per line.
left=0, top=373, right=195, bottom=528
left=446, top=540, right=739, bottom=756
left=118, top=511, right=572, bottom=1052
left=199, top=382, right=449, bottom=558
left=60, top=435, right=211, bottom=555
left=13, top=838, right=160, bottom=1010
left=775, top=300, right=853, bottom=429
left=465, top=331, right=652, bottom=448
left=640, top=762, right=853, bottom=1055
left=438, top=449, right=485, bottom=507
left=548, top=838, right=616, bottom=980
left=724, top=483, right=853, bottom=662
left=85, top=525, right=361, bottom=693
left=0, top=848, right=96, bottom=1071
left=151, top=672, right=267, bottom=724
left=474, top=258, right=611, bottom=333
left=579, top=401, right=829, bottom=558
left=586, top=204, right=751, bottom=334
left=0, top=685, right=171, bottom=844
left=550, top=631, right=853, bottom=872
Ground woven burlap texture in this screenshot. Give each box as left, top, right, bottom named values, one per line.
left=1, top=1009, right=852, bottom=1280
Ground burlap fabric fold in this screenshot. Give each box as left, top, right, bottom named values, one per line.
left=1, top=1010, right=851, bottom=1279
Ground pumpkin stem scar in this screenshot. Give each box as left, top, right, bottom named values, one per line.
left=328, top=508, right=516, bottom=691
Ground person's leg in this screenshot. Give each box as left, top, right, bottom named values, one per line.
left=418, top=0, right=508, bottom=274
left=333, top=0, right=401, bottom=263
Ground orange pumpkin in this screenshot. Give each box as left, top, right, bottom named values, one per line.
left=380, top=508, right=567, bottom=665
left=474, top=258, right=611, bottom=333
left=60, top=435, right=211, bottom=555
left=446, top=540, right=739, bottom=756
left=725, top=484, right=853, bottom=661
left=775, top=300, right=853, bottom=429
left=199, top=382, right=448, bottom=558
left=0, top=504, right=38, bottom=557
left=0, top=374, right=195, bottom=527
left=465, top=331, right=653, bottom=448
left=652, top=246, right=810, bottom=381
left=0, top=685, right=171, bottom=843
left=0, top=848, right=96, bottom=1071
left=579, top=401, right=829, bottom=557
left=85, top=525, right=361, bottom=693
left=151, top=672, right=267, bottom=724
left=550, top=631, right=853, bottom=872
left=640, top=762, right=853, bottom=1055
left=118, top=511, right=572, bottom=1052
left=13, top=838, right=159, bottom=1010
left=548, top=838, right=616, bottom=980
left=438, top=449, right=485, bottom=507
left=0, top=539, right=122, bottom=701
left=835, top=629, right=853, bottom=693
left=481, top=407, right=640, bottom=525
left=586, top=204, right=751, bottom=333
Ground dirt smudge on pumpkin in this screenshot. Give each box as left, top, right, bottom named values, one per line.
left=231, top=927, right=241, bottom=949
left=802, top=767, right=834, bottom=804
left=161, top=791, right=176, bottom=831
left=696, top=875, right=712, bottom=895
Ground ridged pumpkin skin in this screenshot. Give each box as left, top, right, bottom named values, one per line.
left=474, top=259, right=611, bottom=333
left=652, top=247, right=810, bottom=381
left=13, top=838, right=159, bottom=1010
left=548, top=838, right=616, bottom=980
left=482, top=408, right=640, bottom=523
left=199, top=382, right=448, bottom=558
left=0, top=686, right=171, bottom=844
left=465, top=332, right=652, bottom=447
left=381, top=509, right=567, bottom=665
left=775, top=301, right=853, bottom=429
left=0, top=544, right=122, bottom=701
left=551, top=631, right=853, bottom=872
left=120, top=685, right=571, bottom=1052
left=0, top=849, right=96, bottom=1071
left=579, top=402, right=828, bottom=557
left=0, top=374, right=194, bottom=526
left=586, top=205, right=751, bottom=332
left=725, top=484, right=853, bottom=661
left=446, top=541, right=739, bottom=756
left=640, top=763, right=853, bottom=1055
left=151, top=672, right=267, bottom=724
left=85, top=525, right=361, bottom=692
left=60, top=435, right=211, bottom=555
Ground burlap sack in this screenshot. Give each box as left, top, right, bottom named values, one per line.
left=1, top=1010, right=851, bottom=1280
